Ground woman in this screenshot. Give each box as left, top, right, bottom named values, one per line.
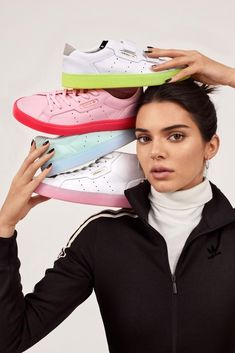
left=0, top=49, right=235, bottom=353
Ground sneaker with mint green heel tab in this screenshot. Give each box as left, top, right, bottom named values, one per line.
left=34, top=129, right=135, bottom=177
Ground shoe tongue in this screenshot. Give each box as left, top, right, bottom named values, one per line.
left=120, top=40, right=137, bottom=52
left=109, top=40, right=137, bottom=57
left=99, top=39, right=137, bottom=53
left=99, top=40, right=108, bottom=50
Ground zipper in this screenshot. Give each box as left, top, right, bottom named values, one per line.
left=172, top=274, right=178, bottom=353
left=137, top=216, right=226, bottom=353
left=139, top=217, right=180, bottom=352
left=172, top=274, right=177, bottom=294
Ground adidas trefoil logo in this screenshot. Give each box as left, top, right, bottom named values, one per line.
left=207, top=244, right=221, bottom=259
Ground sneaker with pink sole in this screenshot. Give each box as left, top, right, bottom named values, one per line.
left=34, top=151, right=144, bottom=208
left=13, top=88, right=142, bottom=135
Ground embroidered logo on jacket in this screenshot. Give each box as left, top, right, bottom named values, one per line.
left=207, top=244, right=221, bottom=259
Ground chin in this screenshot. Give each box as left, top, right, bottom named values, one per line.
left=150, top=180, right=179, bottom=193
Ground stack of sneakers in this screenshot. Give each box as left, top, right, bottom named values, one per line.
left=13, top=39, right=181, bottom=208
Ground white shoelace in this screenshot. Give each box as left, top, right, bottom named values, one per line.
left=46, top=89, right=100, bottom=111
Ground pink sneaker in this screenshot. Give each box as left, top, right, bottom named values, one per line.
left=13, top=88, right=142, bottom=135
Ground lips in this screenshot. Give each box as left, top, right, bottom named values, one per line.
left=150, top=166, right=174, bottom=173
left=150, top=167, right=174, bottom=180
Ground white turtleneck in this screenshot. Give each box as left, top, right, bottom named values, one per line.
left=148, top=178, right=213, bottom=274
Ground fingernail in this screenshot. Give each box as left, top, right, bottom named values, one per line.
left=144, top=50, right=152, bottom=53
left=47, top=148, right=55, bottom=154
left=42, top=140, right=49, bottom=146
left=165, top=78, right=172, bottom=83
left=46, top=163, right=52, bottom=169
left=152, top=64, right=157, bottom=67
left=31, top=139, right=35, bottom=146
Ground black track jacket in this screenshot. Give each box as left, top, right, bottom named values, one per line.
left=0, top=180, right=235, bottom=353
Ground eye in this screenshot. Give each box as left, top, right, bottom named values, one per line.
left=168, top=133, right=185, bottom=142
left=136, top=135, right=152, bottom=144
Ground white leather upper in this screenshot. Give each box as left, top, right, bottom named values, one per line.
left=63, top=39, right=173, bottom=75
left=43, top=152, right=145, bottom=194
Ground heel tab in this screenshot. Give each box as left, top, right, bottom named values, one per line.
left=63, top=43, right=76, bottom=56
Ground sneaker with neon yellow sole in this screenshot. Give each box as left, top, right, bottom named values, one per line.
left=62, top=39, right=182, bottom=89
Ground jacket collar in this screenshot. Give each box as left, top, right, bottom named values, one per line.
left=125, top=180, right=235, bottom=238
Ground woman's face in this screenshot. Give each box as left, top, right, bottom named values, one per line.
left=136, top=101, right=213, bottom=192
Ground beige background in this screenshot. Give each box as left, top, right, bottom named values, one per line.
left=1, top=0, right=235, bottom=351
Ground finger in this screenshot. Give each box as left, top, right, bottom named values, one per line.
left=27, top=162, right=53, bottom=193
left=145, top=48, right=189, bottom=58
left=151, top=56, right=191, bottom=72
left=166, top=66, right=194, bottom=83
left=16, top=142, right=50, bottom=177
left=29, top=139, right=36, bottom=152
left=23, top=148, right=55, bottom=182
left=16, top=141, right=51, bottom=178
left=20, top=139, right=37, bottom=173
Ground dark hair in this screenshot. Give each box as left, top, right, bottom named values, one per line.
left=137, top=78, right=218, bottom=142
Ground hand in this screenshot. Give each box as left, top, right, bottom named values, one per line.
left=145, top=47, right=235, bottom=87
left=0, top=141, right=55, bottom=237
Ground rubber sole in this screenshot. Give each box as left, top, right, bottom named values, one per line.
left=62, top=69, right=181, bottom=89
left=13, top=101, right=136, bottom=135
left=36, top=130, right=135, bottom=177
left=35, top=183, right=131, bottom=208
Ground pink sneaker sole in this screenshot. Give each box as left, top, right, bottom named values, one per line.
left=35, top=183, right=131, bottom=208
left=13, top=100, right=135, bottom=135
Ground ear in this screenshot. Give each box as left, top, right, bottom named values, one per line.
left=204, top=134, right=220, bottom=160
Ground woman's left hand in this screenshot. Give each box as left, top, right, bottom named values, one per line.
left=145, top=47, right=235, bottom=87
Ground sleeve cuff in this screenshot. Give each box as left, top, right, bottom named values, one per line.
left=0, top=230, right=18, bottom=265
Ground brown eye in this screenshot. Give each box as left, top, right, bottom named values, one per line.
left=169, top=133, right=184, bottom=142
left=136, top=135, right=151, bottom=143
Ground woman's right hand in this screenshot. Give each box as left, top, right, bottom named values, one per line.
left=0, top=140, right=55, bottom=238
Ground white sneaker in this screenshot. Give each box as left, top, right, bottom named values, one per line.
left=62, top=39, right=182, bottom=89
left=35, top=152, right=144, bottom=208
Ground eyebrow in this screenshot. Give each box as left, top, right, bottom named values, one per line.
left=135, top=124, right=191, bottom=133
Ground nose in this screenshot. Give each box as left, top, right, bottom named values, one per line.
left=150, top=141, right=167, bottom=160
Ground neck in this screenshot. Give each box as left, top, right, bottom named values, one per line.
left=149, top=177, right=212, bottom=210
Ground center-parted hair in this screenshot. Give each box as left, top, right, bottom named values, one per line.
left=137, top=78, right=218, bottom=142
